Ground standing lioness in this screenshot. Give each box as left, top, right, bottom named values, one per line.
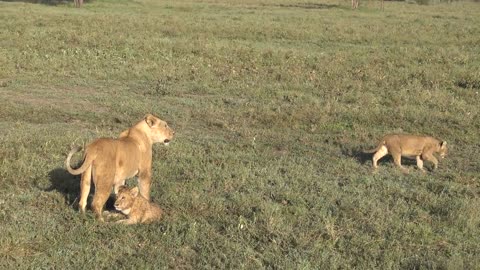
left=364, top=134, right=447, bottom=172
left=65, top=114, right=174, bottom=221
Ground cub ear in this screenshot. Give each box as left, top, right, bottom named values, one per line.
left=130, top=187, right=140, bottom=197
left=440, top=141, right=447, bottom=148
left=145, top=114, right=157, bottom=127
left=118, top=185, right=129, bottom=193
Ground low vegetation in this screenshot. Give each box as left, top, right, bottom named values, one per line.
left=0, top=0, right=479, bottom=268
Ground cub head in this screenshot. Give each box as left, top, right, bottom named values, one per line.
left=114, top=186, right=139, bottom=215
left=438, top=141, right=448, bottom=158
left=145, top=114, right=175, bottom=145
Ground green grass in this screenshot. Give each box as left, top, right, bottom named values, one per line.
left=1, top=0, right=480, bottom=268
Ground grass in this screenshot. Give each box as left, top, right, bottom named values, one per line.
left=1, top=0, right=480, bottom=268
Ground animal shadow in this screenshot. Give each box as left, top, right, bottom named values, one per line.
left=46, top=168, right=80, bottom=206
left=1, top=0, right=90, bottom=6
left=46, top=168, right=116, bottom=211
left=342, top=146, right=417, bottom=168
left=341, top=145, right=374, bottom=165
left=276, top=3, right=340, bottom=9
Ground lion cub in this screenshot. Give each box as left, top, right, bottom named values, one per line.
left=364, top=134, right=447, bottom=172
left=114, top=186, right=163, bottom=224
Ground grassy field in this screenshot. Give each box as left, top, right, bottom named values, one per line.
left=1, top=0, right=480, bottom=268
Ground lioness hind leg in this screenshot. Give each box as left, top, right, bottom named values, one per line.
left=416, top=156, right=426, bottom=172
left=92, top=190, right=110, bottom=222
left=79, top=165, right=92, bottom=214
left=372, top=146, right=388, bottom=169
left=91, top=173, right=114, bottom=222
left=91, top=167, right=116, bottom=221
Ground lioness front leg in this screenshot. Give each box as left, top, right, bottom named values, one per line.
left=138, top=170, right=152, bottom=200
left=422, top=153, right=439, bottom=170
left=392, top=153, right=408, bottom=173
left=113, top=178, right=126, bottom=195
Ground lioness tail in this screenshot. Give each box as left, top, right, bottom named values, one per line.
left=363, top=141, right=385, bottom=154
left=65, top=146, right=94, bottom=175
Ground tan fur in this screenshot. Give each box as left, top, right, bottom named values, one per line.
left=364, top=134, right=447, bottom=172
left=65, top=114, right=174, bottom=221
left=74, top=0, right=83, bottom=8
left=114, top=186, right=163, bottom=224
left=352, top=0, right=359, bottom=9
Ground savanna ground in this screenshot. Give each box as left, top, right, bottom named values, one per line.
left=1, top=0, right=479, bottom=268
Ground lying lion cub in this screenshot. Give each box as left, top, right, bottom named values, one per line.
left=364, top=134, right=447, bottom=172
left=114, top=185, right=163, bottom=224
left=65, top=114, right=174, bottom=221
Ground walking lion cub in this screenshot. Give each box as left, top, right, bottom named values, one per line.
left=114, top=186, right=163, bottom=224
left=364, top=134, right=448, bottom=172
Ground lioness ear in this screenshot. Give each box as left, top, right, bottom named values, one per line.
left=440, top=141, right=447, bottom=149
left=131, top=187, right=140, bottom=197
left=145, top=114, right=157, bottom=127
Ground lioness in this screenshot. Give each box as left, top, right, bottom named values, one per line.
left=364, top=134, right=447, bottom=172
left=114, top=185, right=163, bottom=224
left=65, top=114, right=174, bottom=221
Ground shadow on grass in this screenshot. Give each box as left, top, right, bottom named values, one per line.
left=1, top=0, right=90, bottom=6
left=342, top=146, right=419, bottom=170
left=340, top=145, right=373, bottom=165
left=341, top=145, right=418, bottom=167
left=276, top=3, right=340, bottom=9
left=46, top=168, right=80, bottom=206
left=46, top=168, right=115, bottom=211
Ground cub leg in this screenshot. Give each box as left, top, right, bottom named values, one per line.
left=116, top=218, right=138, bottom=225
left=79, top=165, right=92, bottom=214
left=103, top=210, right=125, bottom=220
left=372, top=146, right=388, bottom=169
left=416, top=156, right=425, bottom=172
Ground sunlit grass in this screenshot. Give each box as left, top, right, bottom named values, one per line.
left=0, top=0, right=479, bottom=268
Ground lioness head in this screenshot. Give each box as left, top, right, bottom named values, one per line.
left=114, top=186, right=139, bottom=215
left=145, top=114, right=175, bottom=145
left=439, top=141, right=448, bottom=158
